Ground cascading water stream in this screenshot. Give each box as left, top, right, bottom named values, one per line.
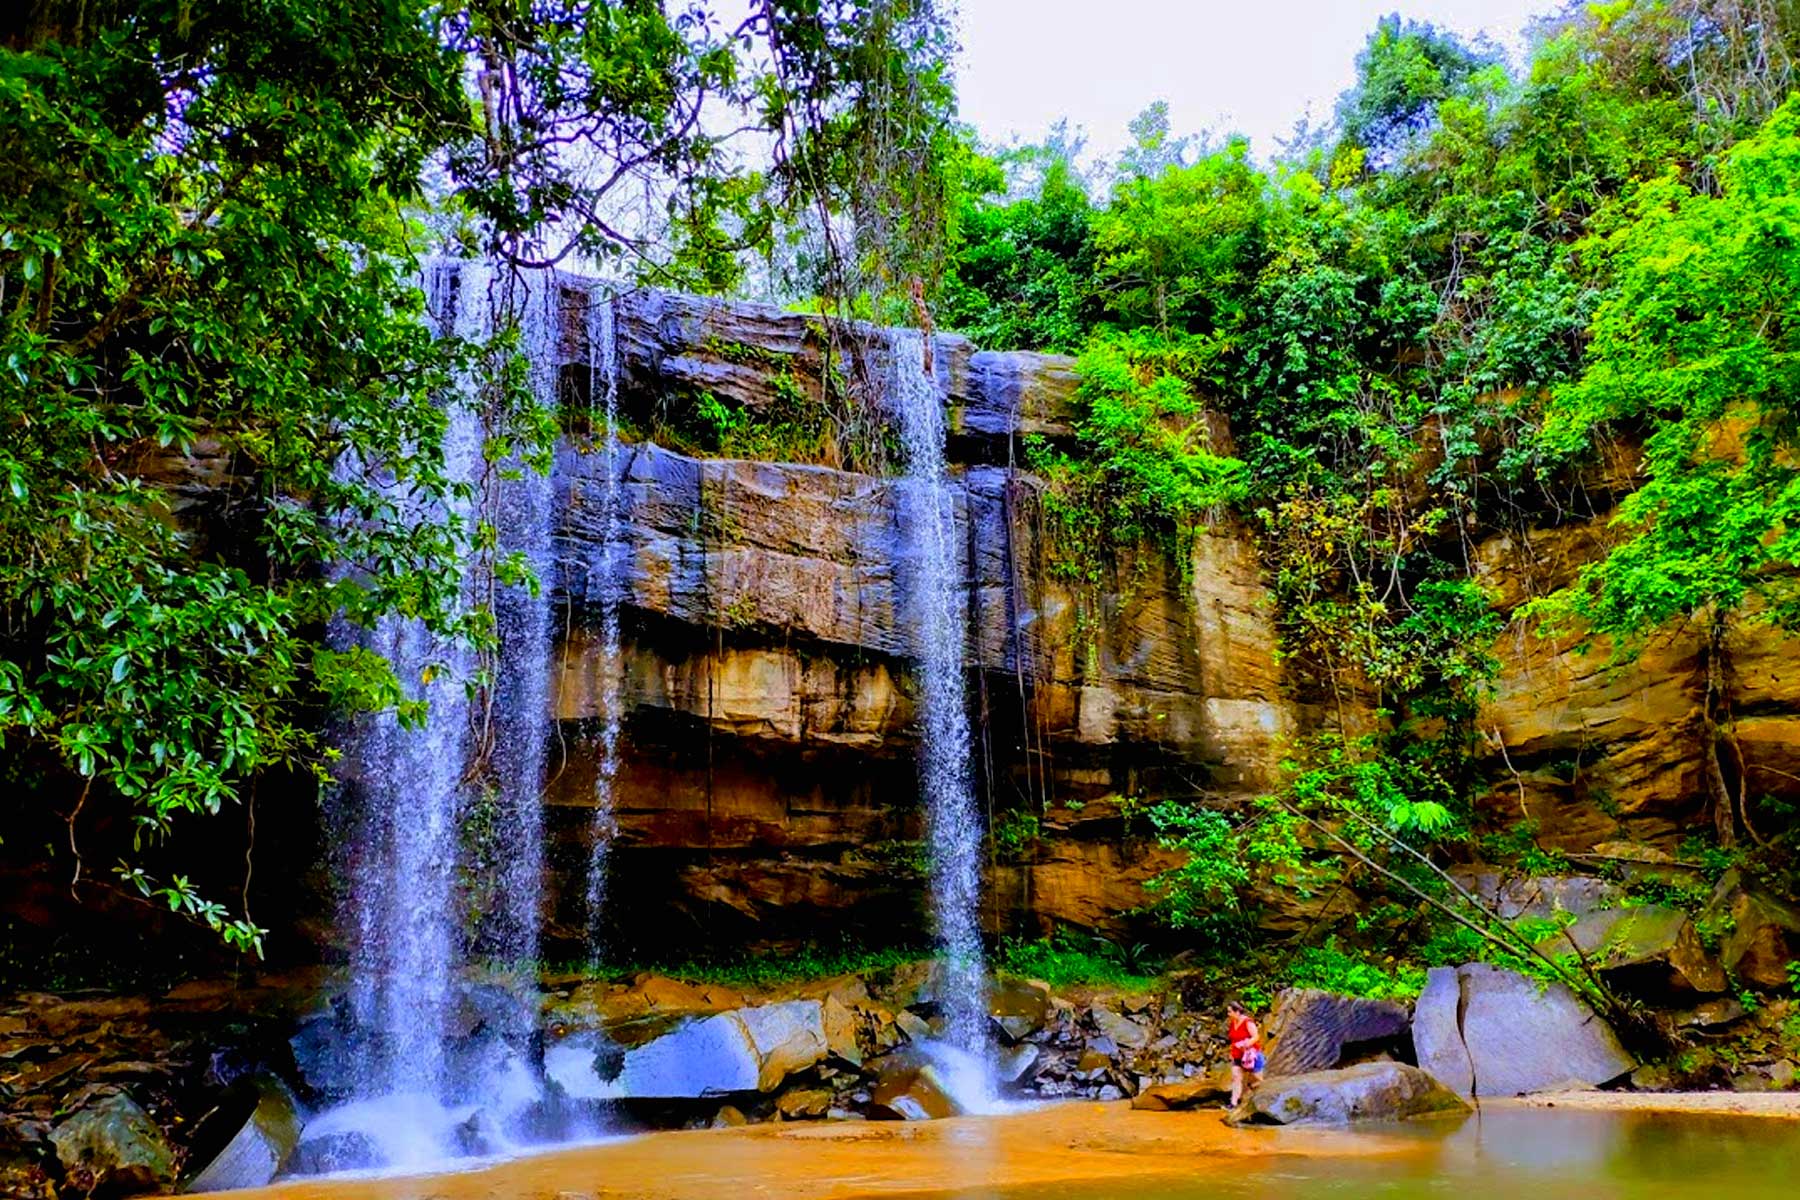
left=888, top=328, right=996, bottom=1109
left=301, top=260, right=583, bottom=1172
left=583, top=284, right=624, bottom=967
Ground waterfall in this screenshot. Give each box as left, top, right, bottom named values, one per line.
left=486, top=274, right=556, bottom=986
left=888, top=328, right=994, bottom=1107
left=299, top=260, right=577, bottom=1172
left=583, top=284, right=623, bottom=966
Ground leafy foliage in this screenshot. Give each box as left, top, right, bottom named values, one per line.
left=1030, top=332, right=1247, bottom=587
left=0, top=0, right=960, bottom=949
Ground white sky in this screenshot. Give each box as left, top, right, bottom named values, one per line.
left=955, top=0, right=1569, bottom=162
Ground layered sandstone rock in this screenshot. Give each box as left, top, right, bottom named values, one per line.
left=535, top=372, right=1301, bottom=945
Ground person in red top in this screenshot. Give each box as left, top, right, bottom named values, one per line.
left=1226, top=999, right=1264, bottom=1108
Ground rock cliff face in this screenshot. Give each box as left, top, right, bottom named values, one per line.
left=1471, top=515, right=1800, bottom=853
left=535, top=289, right=1310, bottom=953
left=68, top=285, right=1800, bottom=958
left=525, top=285, right=1800, bottom=953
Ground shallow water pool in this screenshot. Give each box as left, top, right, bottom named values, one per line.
left=911, top=1107, right=1798, bottom=1200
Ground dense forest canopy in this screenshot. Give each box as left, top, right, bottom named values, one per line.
left=5, top=0, right=1800, bottom=981
left=942, top=1, right=1800, bottom=954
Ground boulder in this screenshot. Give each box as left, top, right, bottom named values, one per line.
left=1130, top=1070, right=1232, bottom=1111
left=1448, top=871, right=1624, bottom=921
left=989, top=979, right=1050, bottom=1042
left=866, top=1050, right=963, bottom=1121
left=1231, top=1062, right=1468, bottom=1125
left=895, top=1011, right=933, bottom=1043
left=618, top=1013, right=761, bottom=1098
left=50, top=1091, right=176, bottom=1197
left=1091, top=1008, right=1151, bottom=1050
left=283, top=1130, right=378, bottom=1178
left=618, top=1000, right=829, bottom=1097
left=775, top=1088, right=833, bottom=1120
left=1263, top=989, right=1411, bottom=1077
left=1542, top=906, right=1727, bottom=996
left=709, top=1105, right=749, bottom=1129
left=1706, top=871, right=1800, bottom=991
left=996, top=1043, right=1042, bottom=1086
left=182, top=1075, right=303, bottom=1193
left=1418, top=963, right=1634, bottom=1098
left=1076, top=1037, right=1116, bottom=1071
left=737, top=1001, right=829, bottom=1092
left=820, top=995, right=862, bottom=1066
left=1411, top=968, right=1475, bottom=1097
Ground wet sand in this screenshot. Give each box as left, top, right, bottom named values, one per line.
left=238, top=1102, right=1422, bottom=1200
left=1499, top=1090, right=1800, bottom=1119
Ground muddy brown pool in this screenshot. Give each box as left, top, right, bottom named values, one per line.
left=225, top=1099, right=1800, bottom=1200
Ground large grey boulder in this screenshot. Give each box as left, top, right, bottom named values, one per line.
left=1231, top=1062, right=1468, bottom=1125
left=1414, top=963, right=1635, bottom=1098
left=1412, top=968, right=1475, bottom=1096
left=1448, top=871, right=1623, bottom=922
left=1263, top=988, right=1412, bottom=1076
left=617, top=1000, right=829, bottom=1098
left=618, top=1012, right=761, bottom=1097
left=50, top=1091, right=176, bottom=1197
left=1540, top=906, right=1726, bottom=997
left=737, top=1000, right=829, bottom=1092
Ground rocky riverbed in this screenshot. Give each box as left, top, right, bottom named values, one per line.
left=5, top=923, right=1798, bottom=1198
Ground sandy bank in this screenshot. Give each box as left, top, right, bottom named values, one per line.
left=237, top=1102, right=1417, bottom=1200
left=1497, top=1091, right=1800, bottom=1120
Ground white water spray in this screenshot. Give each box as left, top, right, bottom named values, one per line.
left=303, top=261, right=582, bottom=1173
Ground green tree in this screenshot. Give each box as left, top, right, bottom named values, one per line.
left=1335, top=15, right=1502, bottom=169
left=0, top=0, right=959, bottom=950
left=1536, top=98, right=1800, bottom=845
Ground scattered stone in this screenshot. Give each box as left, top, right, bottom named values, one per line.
left=0, top=1116, right=54, bottom=1200
left=1092, top=1008, right=1151, bottom=1050
left=1230, top=1062, right=1469, bottom=1126
left=1130, top=1070, right=1232, bottom=1111
left=1673, top=997, right=1747, bottom=1029
left=1629, top=1063, right=1676, bottom=1091
left=775, top=1088, right=833, bottom=1120
left=1263, top=989, right=1411, bottom=1077
left=50, top=1091, right=176, bottom=1196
